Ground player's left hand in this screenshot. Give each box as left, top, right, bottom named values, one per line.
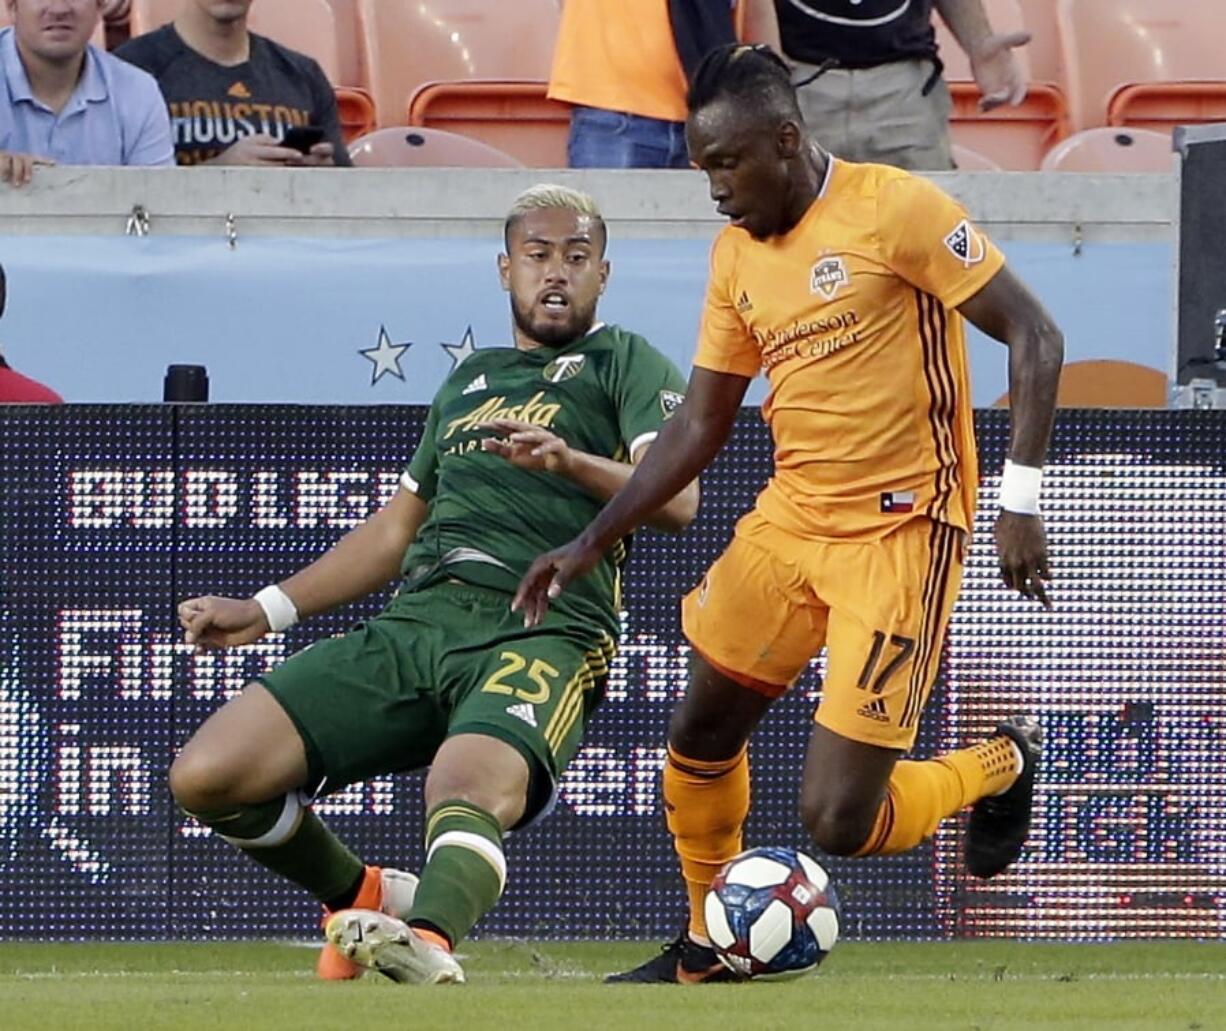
left=994, top=510, right=1052, bottom=608
left=480, top=418, right=574, bottom=475
left=512, top=536, right=604, bottom=628
left=968, top=30, right=1031, bottom=110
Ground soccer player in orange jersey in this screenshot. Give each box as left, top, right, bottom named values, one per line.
left=515, top=44, right=1064, bottom=983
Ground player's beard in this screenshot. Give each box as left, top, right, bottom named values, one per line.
left=510, top=293, right=597, bottom=349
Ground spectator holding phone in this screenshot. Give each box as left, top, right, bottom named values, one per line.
left=116, top=0, right=348, bottom=166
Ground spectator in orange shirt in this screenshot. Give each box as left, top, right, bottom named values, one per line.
left=549, top=0, right=778, bottom=169
left=0, top=264, right=62, bottom=403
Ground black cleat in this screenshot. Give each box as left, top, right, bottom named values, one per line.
left=965, top=715, right=1043, bottom=879
left=605, top=935, right=740, bottom=984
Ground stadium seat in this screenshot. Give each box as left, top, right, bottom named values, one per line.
left=993, top=359, right=1168, bottom=407
left=408, top=80, right=569, bottom=168
left=935, top=0, right=1068, bottom=169
left=356, top=0, right=561, bottom=127
left=1057, top=0, right=1226, bottom=132
left=951, top=144, right=1003, bottom=171
left=1013, top=0, right=1060, bottom=85
left=1039, top=127, right=1173, bottom=173
left=348, top=126, right=524, bottom=168
left=128, top=0, right=375, bottom=142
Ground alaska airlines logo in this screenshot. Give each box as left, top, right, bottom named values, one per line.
left=443, top=391, right=561, bottom=439
left=783, top=1, right=910, bottom=28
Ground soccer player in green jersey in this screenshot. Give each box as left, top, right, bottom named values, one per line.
left=173, top=184, right=697, bottom=985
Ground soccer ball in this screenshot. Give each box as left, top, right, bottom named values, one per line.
left=704, top=845, right=841, bottom=980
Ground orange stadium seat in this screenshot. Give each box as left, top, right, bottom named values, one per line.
left=408, top=80, right=569, bottom=168
left=993, top=359, right=1168, bottom=408
left=129, top=0, right=375, bottom=140
left=951, top=144, right=1003, bottom=171
left=1057, top=0, right=1226, bottom=132
left=356, top=0, right=561, bottom=127
left=348, top=126, right=524, bottom=167
left=1040, top=127, right=1173, bottom=173
left=935, top=0, right=1068, bottom=169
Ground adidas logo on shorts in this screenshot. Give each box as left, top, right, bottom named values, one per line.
left=857, top=697, right=890, bottom=723
left=506, top=702, right=537, bottom=728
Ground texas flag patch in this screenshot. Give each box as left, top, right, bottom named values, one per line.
left=880, top=490, right=917, bottom=513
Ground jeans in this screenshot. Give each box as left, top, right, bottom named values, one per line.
left=567, top=105, right=691, bottom=169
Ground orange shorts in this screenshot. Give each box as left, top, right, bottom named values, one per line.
left=681, top=510, right=965, bottom=751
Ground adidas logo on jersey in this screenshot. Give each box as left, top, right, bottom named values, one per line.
left=736, top=291, right=754, bottom=314
left=462, top=374, right=488, bottom=395
left=506, top=702, right=537, bottom=728
left=857, top=697, right=890, bottom=723
left=227, top=81, right=251, bottom=99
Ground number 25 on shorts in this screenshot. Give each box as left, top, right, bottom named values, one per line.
left=481, top=651, right=560, bottom=704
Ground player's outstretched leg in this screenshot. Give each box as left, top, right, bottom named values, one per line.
left=801, top=719, right=1037, bottom=870
left=169, top=683, right=411, bottom=981
left=964, top=715, right=1043, bottom=878
left=607, top=655, right=772, bottom=984
left=327, top=734, right=529, bottom=985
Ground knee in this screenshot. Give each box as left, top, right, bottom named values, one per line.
left=799, top=796, right=876, bottom=858
left=424, top=766, right=525, bottom=831
left=168, top=746, right=239, bottom=813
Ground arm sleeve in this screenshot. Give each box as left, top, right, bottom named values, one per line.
left=401, top=402, right=441, bottom=501
left=125, top=76, right=176, bottom=167
left=614, top=339, right=691, bottom=461
left=692, top=233, right=761, bottom=378
left=876, top=172, right=1005, bottom=308
left=307, top=59, right=351, bottom=167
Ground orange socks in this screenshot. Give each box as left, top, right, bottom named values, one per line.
left=855, top=735, right=1020, bottom=857
left=663, top=745, right=750, bottom=940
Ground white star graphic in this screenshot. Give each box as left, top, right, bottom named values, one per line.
left=359, top=326, right=411, bottom=385
left=440, top=326, right=478, bottom=371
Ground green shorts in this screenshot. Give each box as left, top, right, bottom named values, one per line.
left=257, top=581, right=614, bottom=822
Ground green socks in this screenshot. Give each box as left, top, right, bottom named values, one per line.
left=408, top=800, right=506, bottom=946
left=187, top=792, right=364, bottom=904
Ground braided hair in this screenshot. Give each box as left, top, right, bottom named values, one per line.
left=686, top=44, right=802, bottom=122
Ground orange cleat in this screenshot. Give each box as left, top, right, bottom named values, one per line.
left=316, top=866, right=419, bottom=980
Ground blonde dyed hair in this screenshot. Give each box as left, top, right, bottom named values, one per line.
left=504, top=183, right=607, bottom=254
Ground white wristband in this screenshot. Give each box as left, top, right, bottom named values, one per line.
left=999, top=460, right=1043, bottom=515
left=254, top=585, right=299, bottom=632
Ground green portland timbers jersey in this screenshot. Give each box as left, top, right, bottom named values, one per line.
left=399, top=323, right=688, bottom=637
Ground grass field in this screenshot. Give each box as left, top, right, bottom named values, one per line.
left=2, top=940, right=1223, bottom=1030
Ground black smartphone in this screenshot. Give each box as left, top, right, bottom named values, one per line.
left=280, top=126, right=326, bottom=154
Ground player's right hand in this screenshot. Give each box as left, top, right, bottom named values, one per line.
left=512, top=536, right=604, bottom=628
left=178, top=595, right=270, bottom=650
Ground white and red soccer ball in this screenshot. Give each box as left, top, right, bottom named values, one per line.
left=704, top=845, right=842, bottom=979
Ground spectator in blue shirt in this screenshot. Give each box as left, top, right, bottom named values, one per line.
left=0, top=0, right=173, bottom=186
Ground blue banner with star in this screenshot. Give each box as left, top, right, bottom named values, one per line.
left=0, top=234, right=1171, bottom=408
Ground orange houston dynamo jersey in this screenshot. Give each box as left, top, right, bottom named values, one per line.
left=548, top=0, right=689, bottom=123
left=695, top=159, right=1005, bottom=541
